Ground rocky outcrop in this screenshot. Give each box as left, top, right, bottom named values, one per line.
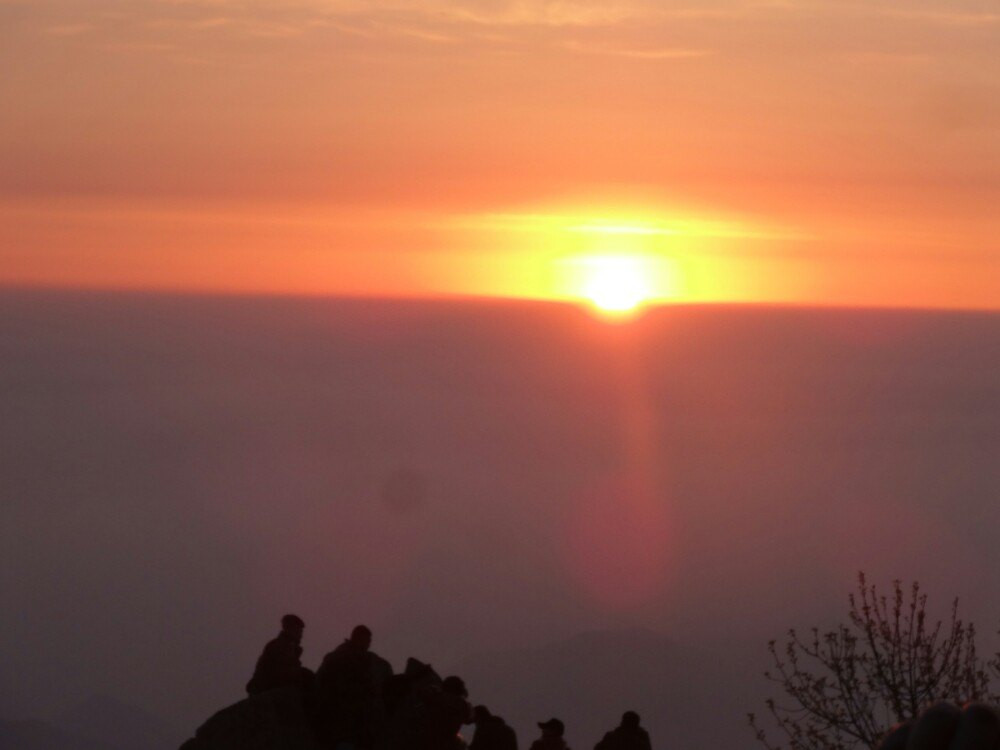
left=179, top=686, right=323, bottom=750
left=179, top=655, right=466, bottom=750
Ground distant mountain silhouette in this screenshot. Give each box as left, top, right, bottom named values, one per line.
left=56, top=694, right=182, bottom=750
left=0, top=719, right=116, bottom=750
left=0, top=694, right=181, bottom=750
left=180, top=685, right=322, bottom=750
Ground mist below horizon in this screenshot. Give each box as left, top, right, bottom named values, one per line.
left=1, top=290, right=998, bottom=749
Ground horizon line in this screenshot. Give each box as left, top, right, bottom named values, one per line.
left=1, top=281, right=998, bottom=317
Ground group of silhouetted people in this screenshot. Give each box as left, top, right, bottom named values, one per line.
left=245, top=614, right=653, bottom=750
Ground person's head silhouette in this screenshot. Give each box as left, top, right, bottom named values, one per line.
left=350, top=624, right=372, bottom=651
left=621, top=711, right=641, bottom=730
left=538, top=718, right=565, bottom=738
left=281, top=614, right=305, bottom=643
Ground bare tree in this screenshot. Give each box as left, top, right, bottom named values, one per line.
left=749, top=573, right=997, bottom=750
left=990, top=638, right=1000, bottom=682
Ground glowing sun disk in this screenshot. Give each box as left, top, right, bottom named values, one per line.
left=578, top=256, right=655, bottom=316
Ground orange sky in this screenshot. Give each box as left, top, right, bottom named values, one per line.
left=1, top=0, right=998, bottom=309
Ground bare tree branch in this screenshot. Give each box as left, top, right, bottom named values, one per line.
left=750, top=574, right=998, bottom=750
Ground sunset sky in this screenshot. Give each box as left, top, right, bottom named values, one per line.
left=3, top=4, right=1000, bottom=741
left=2, top=0, right=998, bottom=309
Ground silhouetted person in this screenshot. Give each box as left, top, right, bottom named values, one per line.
left=246, top=614, right=312, bottom=695
left=426, top=675, right=473, bottom=749
left=471, top=705, right=518, bottom=750
left=384, top=658, right=434, bottom=719
left=531, top=718, right=571, bottom=750
left=378, top=658, right=443, bottom=750
left=318, top=624, right=372, bottom=690
left=594, top=712, right=651, bottom=750
left=316, top=625, right=376, bottom=747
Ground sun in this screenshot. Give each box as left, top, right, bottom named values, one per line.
left=578, top=255, right=654, bottom=317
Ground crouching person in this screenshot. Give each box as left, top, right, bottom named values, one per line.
left=471, top=705, right=518, bottom=750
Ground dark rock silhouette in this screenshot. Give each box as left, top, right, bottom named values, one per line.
left=179, top=685, right=322, bottom=750
left=179, top=627, right=690, bottom=750
left=181, top=629, right=478, bottom=750
left=879, top=703, right=1000, bottom=750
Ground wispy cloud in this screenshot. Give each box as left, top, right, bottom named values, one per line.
left=43, top=22, right=96, bottom=35
left=100, top=40, right=177, bottom=52
left=14, top=0, right=999, bottom=77
left=144, top=0, right=747, bottom=33
left=561, top=40, right=714, bottom=60
left=792, top=1, right=1000, bottom=27
left=879, top=7, right=1000, bottom=27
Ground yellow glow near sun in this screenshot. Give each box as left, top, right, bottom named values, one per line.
left=558, top=218, right=680, bottom=319
left=556, top=251, right=677, bottom=320
left=441, top=206, right=730, bottom=313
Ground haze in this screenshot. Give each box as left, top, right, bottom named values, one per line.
left=2, top=291, right=998, bottom=748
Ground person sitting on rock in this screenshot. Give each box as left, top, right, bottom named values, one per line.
left=316, top=625, right=376, bottom=746
left=245, top=613, right=311, bottom=696
left=317, top=624, right=373, bottom=691
left=531, top=718, right=571, bottom=750
left=594, top=711, right=651, bottom=750
left=471, top=705, right=518, bottom=750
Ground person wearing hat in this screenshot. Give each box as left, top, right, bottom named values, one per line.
left=531, top=718, right=571, bottom=750
left=594, top=711, right=652, bottom=750
left=246, top=613, right=310, bottom=695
